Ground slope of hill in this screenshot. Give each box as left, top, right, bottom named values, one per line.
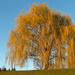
left=0, top=68, right=75, bottom=75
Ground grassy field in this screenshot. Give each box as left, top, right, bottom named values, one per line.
left=0, top=68, right=75, bottom=75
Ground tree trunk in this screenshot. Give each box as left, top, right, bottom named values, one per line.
left=44, top=51, right=50, bottom=69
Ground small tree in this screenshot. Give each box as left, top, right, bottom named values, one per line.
left=11, top=67, right=16, bottom=71
left=8, top=68, right=10, bottom=71
left=0, top=68, right=1, bottom=71
left=2, top=66, right=7, bottom=71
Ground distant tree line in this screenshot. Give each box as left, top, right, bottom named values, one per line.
left=0, top=66, right=16, bottom=71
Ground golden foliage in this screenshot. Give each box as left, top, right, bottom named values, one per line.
left=6, top=2, right=75, bottom=69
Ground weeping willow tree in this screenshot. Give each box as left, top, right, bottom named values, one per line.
left=6, top=2, right=75, bottom=69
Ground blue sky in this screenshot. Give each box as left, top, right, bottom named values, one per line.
left=0, top=0, right=75, bottom=70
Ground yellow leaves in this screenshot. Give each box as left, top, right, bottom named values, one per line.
left=66, top=14, right=71, bottom=20
left=46, top=25, right=49, bottom=34
left=41, top=27, right=44, bottom=37
left=15, top=17, right=20, bottom=25
left=25, top=35, right=28, bottom=41
left=64, top=26, right=69, bottom=35
left=17, top=51, right=21, bottom=63
left=6, top=2, right=75, bottom=69
left=72, top=25, right=75, bottom=32
left=71, top=38, right=74, bottom=49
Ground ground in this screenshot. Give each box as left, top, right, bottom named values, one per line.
left=0, top=68, right=75, bottom=75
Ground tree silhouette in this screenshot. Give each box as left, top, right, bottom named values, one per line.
left=0, top=68, right=1, bottom=71
left=2, top=66, right=7, bottom=71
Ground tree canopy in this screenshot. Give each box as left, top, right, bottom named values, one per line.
left=6, top=2, right=75, bottom=69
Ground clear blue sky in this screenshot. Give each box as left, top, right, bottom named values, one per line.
left=0, top=0, right=75, bottom=70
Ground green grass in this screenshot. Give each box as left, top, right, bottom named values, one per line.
left=0, top=68, right=75, bottom=75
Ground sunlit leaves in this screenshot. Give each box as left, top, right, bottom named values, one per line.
left=6, top=2, right=75, bottom=69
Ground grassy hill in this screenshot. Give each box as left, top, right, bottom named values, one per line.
left=0, top=68, right=75, bottom=75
